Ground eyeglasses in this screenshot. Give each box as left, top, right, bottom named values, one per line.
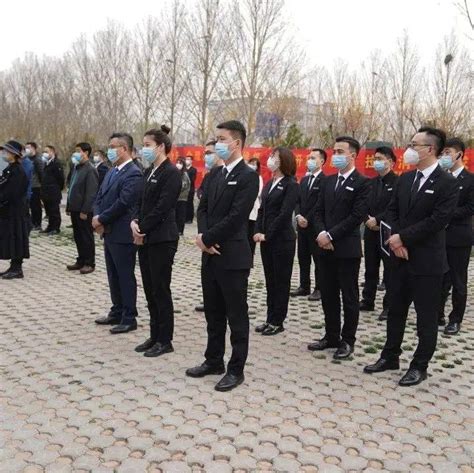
left=406, top=143, right=431, bottom=149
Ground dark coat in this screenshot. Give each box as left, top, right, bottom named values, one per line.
left=134, top=159, right=181, bottom=244
left=0, top=162, right=30, bottom=260
left=256, top=175, right=299, bottom=242
left=41, top=158, right=65, bottom=201
left=366, top=170, right=399, bottom=224
left=96, top=162, right=109, bottom=187
left=197, top=159, right=259, bottom=270
left=297, top=171, right=326, bottom=235
left=313, top=169, right=371, bottom=259
left=94, top=161, right=143, bottom=244
left=446, top=168, right=474, bottom=247
left=66, top=161, right=99, bottom=214
left=385, top=165, right=459, bottom=275
left=186, top=166, right=197, bottom=191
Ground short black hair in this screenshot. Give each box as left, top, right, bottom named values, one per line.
left=45, top=145, right=56, bottom=155
left=95, top=149, right=106, bottom=159
left=311, top=147, right=327, bottom=163
left=248, top=157, right=261, bottom=174
left=109, top=132, right=134, bottom=152
left=217, top=120, right=247, bottom=148
left=417, top=126, right=446, bottom=156
left=445, top=137, right=465, bottom=154
left=75, top=142, right=92, bottom=157
left=335, top=136, right=360, bottom=156
left=144, top=125, right=172, bottom=154
left=26, top=142, right=38, bottom=150
left=375, top=146, right=397, bottom=164
left=206, top=139, right=217, bottom=147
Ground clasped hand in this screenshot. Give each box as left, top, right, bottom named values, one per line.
left=196, top=234, right=221, bottom=255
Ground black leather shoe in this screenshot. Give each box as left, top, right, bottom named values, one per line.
left=135, top=338, right=156, bottom=352
left=67, top=262, right=82, bottom=271
left=333, top=341, right=354, bottom=359
left=215, top=373, right=245, bottom=392
left=359, top=301, right=375, bottom=311
left=110, top=322, right=137, bottom=334
left=144, top=342, right=174, bottom=357
left=255, top=323, right=269, bottom=333
left=95, top=315, right=120, bottom=325
left=398, top=368, right=427, bottom=387
left=2, top=269, right=24, bottom=279
left=307, top=338, right=340, bottom=351
left=261, top=324, right=284, bottom=336
left=364, top=358, right=400, bottom=373
left=444, top=322, right=461, bottom=335
left=290, top=287, right=310, bottom=297
left=0, top=267, right=11, bottom=276
left=308, top=289, right=321, bottom=301
left=378, top=309, right=388, bottom=321
left=48, top=230, right=60, bottom=236
left=186, top=362, right=226, bottom=378
left=195, top=304, right=205, bottom=312
left=438, top=317, right=446, bottom=326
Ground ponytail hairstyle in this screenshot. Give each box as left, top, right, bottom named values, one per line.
left=144, top=125, right=172, bottom=154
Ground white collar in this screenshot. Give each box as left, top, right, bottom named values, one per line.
left=116, top=158, right=133, bottom=171
left=418, top=161, right=439, bottom=179
left=309, top=169, right=322, bottom=179
left=451, top=166, right=464, bottom=178
left=224, top=157, right=243, bottom=174
left=338, top=167, right=356, bottom=180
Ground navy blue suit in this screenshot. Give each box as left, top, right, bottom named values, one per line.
left=94, top=161, right=143, bottom=324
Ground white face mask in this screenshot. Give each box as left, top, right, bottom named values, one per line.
left=248, top=163, right=257, bottom=171
left=176, top=163, right=183, bottom=170
left=93, top=155, right=101, bottom=164
left=403, top=148, right=420, bottom=165
left=267, top=155, right=279, bottom=172
left=185, top=159, right=192, bottom=167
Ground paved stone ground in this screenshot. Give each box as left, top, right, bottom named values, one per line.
left=1, top=217, right=473, bottom=472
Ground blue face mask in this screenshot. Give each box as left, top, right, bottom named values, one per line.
left=1, top=153, right=9, bottom=163
left=204, top=153, right=217, bottom=170
left=215, top=142, right=232, bottom=161
left=141, top=146, right=156, bottom=164
left=439, top=155, right=455, bottom=170
left=332, top=154, right=348, bottom=170
left=307, top=159, right=318, bottom=172
left=107, top=148, right=118, bottom=164
left=71, top=152, right=81, bottom=165
left=373, top=160, right=386, bottom=173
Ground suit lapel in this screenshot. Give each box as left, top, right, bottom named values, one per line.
left=408, top=165, right=442, bottom=211
left=332, top=171, right=358, bottom=208
left=211, top=160, right=246, bottom=209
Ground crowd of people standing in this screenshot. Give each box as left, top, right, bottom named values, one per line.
left=0, top=120, right=472, bottom=392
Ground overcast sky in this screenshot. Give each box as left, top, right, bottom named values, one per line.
left=0, top=0, right=471, bottom=71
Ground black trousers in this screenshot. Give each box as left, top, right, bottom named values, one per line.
left=30, top=187, right=42, bottom=227
left=248, top=220, right=256, bottom=258
left=440, top=246, right=471, bottom=324
left=362, top=229, right=390, bottom=308
left=382, top=262, right=442, bottom=371
left=202, top=259, right=250, bottom=375
left=297, top=229, right=319, bottom=291
left=105, top=241, right=137, bottom=324
left=139, top=242, right=177, bottom=343
left=176, top=201, right=187, bottom=234
left=186, top=189, right=195, bottom=222
left=43, top=198, right=61, bottom=232
left=70, top=211, right=95, bottom=267
left=319, top=254, right=361, bottom=345
left=261, top=240, right=296, bottom=325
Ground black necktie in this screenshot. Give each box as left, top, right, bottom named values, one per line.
left=308, top=175, right=314, bottom=189
left=410, top=170, right=423, bottom=203
left=222, top=167, right=229, bottom=179
left=335, top=175, right=345, bottom=193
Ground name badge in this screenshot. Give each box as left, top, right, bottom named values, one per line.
left=387, top=188, right=393, bottom=191
left=277, top=185, right=284, bottom=190
left=425, top=189, right=434, bottom=194
left=227, top=181, right=237, bottom=185
left=150, top=179, right=157, bottom=183
left=346, top=186, right=354, bottom=191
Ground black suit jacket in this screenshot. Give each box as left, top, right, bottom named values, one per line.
left=446, top=168, right=474, bottom=247
left=135, top=159, right=181, bottom=244
left=187, top=166, right=197, bottom=191
left=255, top=175, right=299, bottom=242
left=297, top=172, right=326, bottom=234
left=96, top=162, right=109, bottom=186
left=197, top=159, right=259, bottom=270
left=365, top=171, right=399, bottom=224
left=314, top=169, right=371, bottom=258
left=41, top=158, right=65, bottom=201
left=386, top=165, right=459, bottom=275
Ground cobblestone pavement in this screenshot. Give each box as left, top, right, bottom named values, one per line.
left=1, top=219, right=473, bottom=473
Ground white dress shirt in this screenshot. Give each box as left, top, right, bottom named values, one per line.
left=415, top=161, right=439, bottom=190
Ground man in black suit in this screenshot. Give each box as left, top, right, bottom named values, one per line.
left=364, top=127, right=459, bottom=386
left=308, top=137, right=371, bottom=359
left=40, top=145, right=64, bottom=235
left=291, top=148, right=327, bottom=301
left=93, top=150, right=110, bottom=187
left=438, top=138, right=474, bottom=335
left=186, top=120, right=259, bottom=392
left=185, top=156, right=197, bottom=223
left=360, top=147, right=399, bottom=320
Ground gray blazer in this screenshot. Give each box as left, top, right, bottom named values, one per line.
left=66, top=161, right=99, bottom=213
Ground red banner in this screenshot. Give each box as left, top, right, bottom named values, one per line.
left=171, top=147, right=474, bottom=188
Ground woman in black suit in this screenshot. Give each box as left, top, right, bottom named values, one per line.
left=0, top=140, right=30, bottom=279
left=131, top=125, right=182, bottom=358
left=253, top=147, right=299, bottom=335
